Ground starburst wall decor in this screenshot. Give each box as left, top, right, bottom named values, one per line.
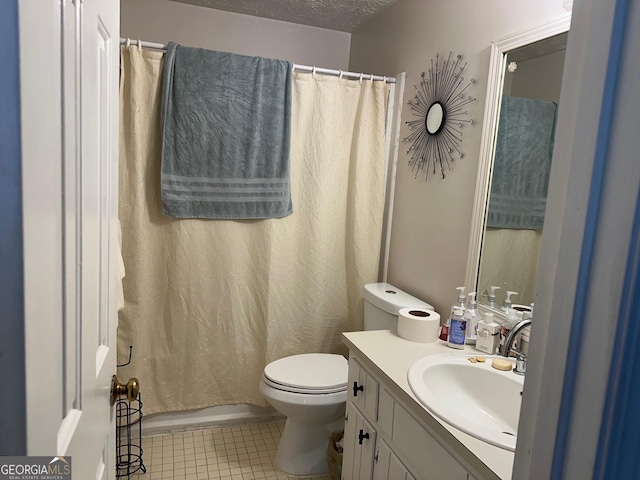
left=402, top=52, right=477, bottom=180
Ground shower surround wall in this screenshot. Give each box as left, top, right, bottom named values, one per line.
left=348, top=0, right=569, bottom=315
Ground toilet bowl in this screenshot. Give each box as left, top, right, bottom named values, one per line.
left=260, top=283, right=432, bottom=475
left=259, top=353, right=348, bottom=476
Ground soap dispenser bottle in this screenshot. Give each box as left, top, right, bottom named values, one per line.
left=455, top=286, right=466, bottom=310
left=439, top=286, right=467, bottom=341
left=502, top=290, right=518, bottom=312
left=487, top=286, right=501, bottom=309
left=447, top=306, right=467, bottom=349
left=499, top=291, right=519, bottom=352
left=464, top=292, right=480, bottom=345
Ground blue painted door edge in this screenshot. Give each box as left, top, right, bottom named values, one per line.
left=594, top=183, right=640, bottom=479
left=549, top=0, right=633, bottom=478
left=0, top=0, right=26, bottom=456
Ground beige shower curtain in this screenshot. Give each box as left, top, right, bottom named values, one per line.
left=117, top=46, right=389, bottom=414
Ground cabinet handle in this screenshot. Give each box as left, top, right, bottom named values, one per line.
left=353, top=381, right=364, bottom=397
left=358, top=429, right=370, bottom=445
left=374, top=449, right=379, bottom=463
left=345, top=413, right=349, bottom=422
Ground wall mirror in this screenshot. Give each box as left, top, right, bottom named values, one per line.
left=464, top=15, right=571, bottom=315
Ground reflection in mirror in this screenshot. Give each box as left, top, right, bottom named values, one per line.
left=477, top=32, right=568, bottom=309
left=426, top=102, right=445, bottom=135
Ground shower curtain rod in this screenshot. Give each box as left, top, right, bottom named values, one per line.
left=119, top=38, right=396, bottom=84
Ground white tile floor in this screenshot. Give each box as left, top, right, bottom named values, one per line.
left=129, top=420, right=333, bottom=480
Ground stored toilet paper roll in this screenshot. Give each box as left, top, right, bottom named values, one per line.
left=397, top=307, right=441, bottom=343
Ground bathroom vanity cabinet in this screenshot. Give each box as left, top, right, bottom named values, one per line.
left=342, top=331, right=513, bottom=480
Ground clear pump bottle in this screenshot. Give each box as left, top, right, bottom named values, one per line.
left=464, top=292, right=480, bottom=345
left=487, top=286, right=501, bottom=309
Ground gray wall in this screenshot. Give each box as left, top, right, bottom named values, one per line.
left=0, top=0, right=26, bottom=456
left=120, top=0, right=352, bottom=70
left=349, top=0, right=568, bottom=315
left=510, top=50, right=566, bottom=103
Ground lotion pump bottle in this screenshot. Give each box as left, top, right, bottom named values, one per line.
left=464, top=292, right=480, bottom=345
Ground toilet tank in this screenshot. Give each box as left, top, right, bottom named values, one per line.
left=363, top=283, right=434, bottom=331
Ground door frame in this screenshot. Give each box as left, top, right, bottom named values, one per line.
left=19, top=0, right=66, bottom=454
left=514, top=0, right=640, bottom=478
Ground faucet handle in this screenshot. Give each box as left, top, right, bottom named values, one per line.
left=513, top=353, right=526, bottom=376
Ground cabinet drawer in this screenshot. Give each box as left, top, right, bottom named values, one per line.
left=392, top=403, right=467, bottom=480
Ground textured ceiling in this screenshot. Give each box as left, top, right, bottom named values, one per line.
left=170, top=0, right=400, bottom=32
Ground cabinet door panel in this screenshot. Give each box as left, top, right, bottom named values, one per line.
left=388, top=453, right=408, bottom=480
left=364, top=371, right=380, bottom=420
left=392, top=403, right=467, bottom=480
left=373, top=440, right=392, bottom=480
left=359, top=416, right=377, bottom=480
left=348, top=357, right=365, bottom=409
left=342, top=402, right=359, bottom=480
left=378, top=387, right=395, bottom=436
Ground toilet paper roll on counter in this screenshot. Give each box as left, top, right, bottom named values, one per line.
left=397, top=308, right=441, bottom=343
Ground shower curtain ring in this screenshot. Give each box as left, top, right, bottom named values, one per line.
left=126, top=38, right=131, bottom=48
left=137, top=39, right=142, bottom=51
left=339, top=70, right=343, bottom=80
left=359, top=73, right=364, bottom=84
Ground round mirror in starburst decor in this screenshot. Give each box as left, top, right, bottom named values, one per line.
left=403, top=53, right=477, bottom=180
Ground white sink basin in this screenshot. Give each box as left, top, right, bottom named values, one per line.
left=407, top=354, right=524, bottom=451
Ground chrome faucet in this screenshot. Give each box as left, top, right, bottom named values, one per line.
left=501, top=319, right=532, bottom=375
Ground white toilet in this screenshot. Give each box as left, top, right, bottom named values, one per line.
left=259, top=282, right=432, bottom=476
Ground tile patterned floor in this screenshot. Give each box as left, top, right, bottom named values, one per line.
left=129, top=420, right=333, bottom=480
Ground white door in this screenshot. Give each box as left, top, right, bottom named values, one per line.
left=19, top=0, right=120, bottom=478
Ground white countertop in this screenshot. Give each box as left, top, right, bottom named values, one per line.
left=342, top=330, right=515, bottom=480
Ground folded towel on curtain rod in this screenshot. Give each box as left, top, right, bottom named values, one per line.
left=487, top=95, right=558, bottom=230
left=160, top=41, right=293, bottom=219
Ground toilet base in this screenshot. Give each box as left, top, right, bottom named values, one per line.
left=275, top=417, right=345, bottom=476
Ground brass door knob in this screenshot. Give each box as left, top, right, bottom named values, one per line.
left=111, top=375, right=140, bottom=405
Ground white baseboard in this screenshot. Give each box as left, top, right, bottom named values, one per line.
left=140, top=404, right=283, bottom=436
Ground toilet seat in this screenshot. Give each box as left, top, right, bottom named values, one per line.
left=263, top=353, right=348, bottom=394
left=262, top=376, right=347, bottom=394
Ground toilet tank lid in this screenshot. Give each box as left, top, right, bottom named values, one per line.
left=363, top=283, right=433, bottom=315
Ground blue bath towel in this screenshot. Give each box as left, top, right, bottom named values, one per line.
left=487, top=96, right=558, bottom=230
left=161, top=42, right=293, bottom=219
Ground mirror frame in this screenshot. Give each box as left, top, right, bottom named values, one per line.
left=464, top=14, right=572, bottom=319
